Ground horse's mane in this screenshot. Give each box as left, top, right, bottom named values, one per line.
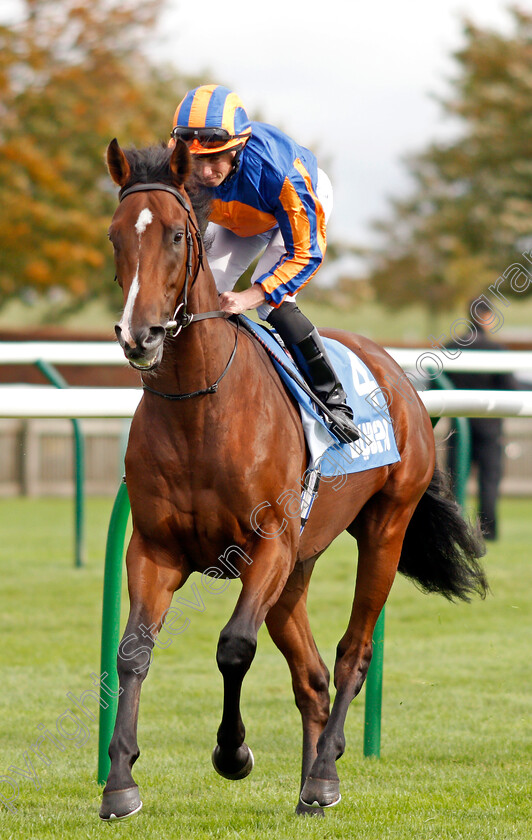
left=121, top=144, right=211, bottom=235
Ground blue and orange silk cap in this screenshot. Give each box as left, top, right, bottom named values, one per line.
left=171, top=84, right=252, bottom=155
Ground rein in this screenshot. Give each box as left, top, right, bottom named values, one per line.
left=142, top=318, right=239, bottom=401
left=118, top=181, right=238, bottom=400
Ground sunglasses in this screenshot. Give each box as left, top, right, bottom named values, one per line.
left=171, top=126, right=247, bottom=149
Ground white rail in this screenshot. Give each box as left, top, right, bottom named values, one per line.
left=0, top=342, right=125, bottom=365
left=421, top=389, right=532, bottom=418
left=0, top=341, right=531, bottom=419
left=0, top=386, right=142, bottom=418
left=387, top=348, right=532, bottom=374
left=1, top=386, right=532, bottom=419
left=1, top=342, right=532, bottom=373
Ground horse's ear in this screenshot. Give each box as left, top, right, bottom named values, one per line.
left=106, top=138, right=131, bottom=187
left=169, top=138, right=191, bottom=187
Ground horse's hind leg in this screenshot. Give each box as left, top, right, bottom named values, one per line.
left=99, top=531, right=188, bottom=821
left=300, top=500, right=416, bottom=809
left=265, top=559, right=330, bottom=816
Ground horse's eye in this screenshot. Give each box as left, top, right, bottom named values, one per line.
left=173, top=231, right=184, bottom=245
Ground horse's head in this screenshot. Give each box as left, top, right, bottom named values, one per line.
left=107, top=138, right=202, bottom=370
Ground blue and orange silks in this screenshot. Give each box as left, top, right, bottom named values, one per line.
left=206, top=122, right=327, bottom=307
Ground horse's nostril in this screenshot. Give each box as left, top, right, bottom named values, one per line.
left=131, top=325, right=165, bottom=353
left=115, top=323, right=164, bottom=362
left=147, top=326, right=165, bottom=346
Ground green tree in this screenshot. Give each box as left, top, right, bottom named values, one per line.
left=0, top=0, right=195, bottom=311
left=368, top=6, right=532, bottom=317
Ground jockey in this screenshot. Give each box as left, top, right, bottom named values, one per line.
left=170, top=84, right=359, bottom=442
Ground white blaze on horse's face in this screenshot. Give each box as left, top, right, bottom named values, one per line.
left=118, top=208, right=154, bottom=348
left=135, top=208, right=153, bottom=235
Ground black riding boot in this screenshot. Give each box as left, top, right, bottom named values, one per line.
left=266, top=303, right=359, bottom=442
left=288, top=329, right=360, bottom=442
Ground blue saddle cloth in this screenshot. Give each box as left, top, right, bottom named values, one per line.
left=240, top=316, right=400, bottom=477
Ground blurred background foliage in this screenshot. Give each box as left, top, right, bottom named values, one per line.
left=0, top=0, right=197, bottom=313
left=366, top=6, right=532, bottom=317
left=0, top=2, right=531, bottom=326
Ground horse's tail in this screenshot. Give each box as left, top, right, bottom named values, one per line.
left=398, top=465, right=489, bottom=601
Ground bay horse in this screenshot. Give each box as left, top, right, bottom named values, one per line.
left=100, top=138, right=487, bottom=820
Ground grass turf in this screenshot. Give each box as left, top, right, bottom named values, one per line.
left=0, top=496, right=530, bottom=838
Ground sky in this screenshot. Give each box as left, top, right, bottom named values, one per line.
left=152, top=0, right=517, bottom=249
left=2, top=0, right=522, bottom=250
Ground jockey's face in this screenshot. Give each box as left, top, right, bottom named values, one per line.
left=475, top=308, right=498, bottom=332
left=192, top=151, right=236, bottom=188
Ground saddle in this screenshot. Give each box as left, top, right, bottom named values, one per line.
left=237, top=315, right=400, bottom=480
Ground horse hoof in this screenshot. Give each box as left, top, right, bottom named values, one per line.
left=300, top=777, right=341, bottom=809
left=211, top=744, right=254, bottom=780
left=99, top=786, right=142, bottom=821
left=295, top=799, right=325, bottom=817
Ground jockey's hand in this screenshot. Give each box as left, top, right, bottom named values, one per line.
left=219, top=285, right=266, bottom=314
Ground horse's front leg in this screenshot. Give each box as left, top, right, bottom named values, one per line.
left=100, top=530, right=188, bottom=820
left=211, top=534, right=295, bottom=781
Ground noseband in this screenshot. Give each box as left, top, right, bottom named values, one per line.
left=118, top=181, right=238, bottom=399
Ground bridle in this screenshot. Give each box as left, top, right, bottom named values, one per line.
left=119, top=181, right=206, bottom=335
left=118, top=181, right=238, bottom=399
